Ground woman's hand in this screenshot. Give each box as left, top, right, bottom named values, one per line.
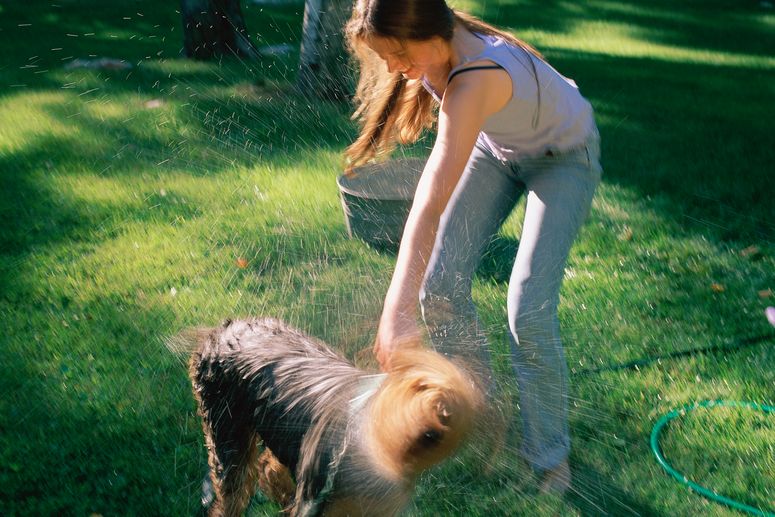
left=371, top=69, right=499, bottom=370
left=373, top=308, right=422, bottom=371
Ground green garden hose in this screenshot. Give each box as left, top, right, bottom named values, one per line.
left=650, top=400, right=775, bottom=516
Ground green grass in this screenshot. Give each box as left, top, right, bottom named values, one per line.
left=1, top=0, right=774, bottom=515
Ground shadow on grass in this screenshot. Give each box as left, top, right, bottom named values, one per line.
left=0, top=0, right=305, bottom=97
left=478, top=235, right=520, bottom=284
left=562, top=51, right=773, bottom=240
left=565, top=458, right=665, bottom=516
left=0, top=292, right=207, bottom=515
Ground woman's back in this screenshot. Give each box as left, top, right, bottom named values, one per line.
left=423, top=32, right=597, bottom=160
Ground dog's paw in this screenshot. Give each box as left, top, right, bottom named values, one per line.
left=201, top=473, right=215, bottom=508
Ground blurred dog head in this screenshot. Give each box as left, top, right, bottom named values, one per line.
left=366, top=345, right=483, bottom=480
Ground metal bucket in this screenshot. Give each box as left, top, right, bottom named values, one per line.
left=337, top=157, right=425, bottom=251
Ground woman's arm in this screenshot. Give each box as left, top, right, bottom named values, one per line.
left=375, top=68, right=512, bottom=369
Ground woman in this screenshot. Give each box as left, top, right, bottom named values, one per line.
left=345, top=0, right=602, bottom=493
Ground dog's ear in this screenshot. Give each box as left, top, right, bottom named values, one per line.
left=164, top=327, right=212, bottom=358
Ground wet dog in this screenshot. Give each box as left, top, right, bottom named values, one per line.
left=185, top=318, right=482, bottom=516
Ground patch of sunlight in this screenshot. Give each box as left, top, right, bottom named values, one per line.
left=141, top=58, right=220, bottom=76
left=263, top=148, right=342, bottom=178
left=0, top=92, right=76, bottom=153
left=593, top=186, right=634, bottom=225
left=51, top=170, right=227, bottom=209
left=590, top=183, right=741, bottom=260
left=52, top=173, right=141, bottom=206
left=47, top=221, right=202, bottom=303
left=75, top=91, right=182, bottom=132
left=759, top=13, right=775, bottom=29
left=521, top=21, right=774, bottom=68
left=79, top=96, right=137, bottom=122
left=263, top=152, right=344, bottom=202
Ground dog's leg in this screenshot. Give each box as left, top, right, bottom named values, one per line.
left=204, top=421, right=261, bottom=517
left=256, top=447, right=295, bottom=511
left=192, top=376, right=261, bottom=517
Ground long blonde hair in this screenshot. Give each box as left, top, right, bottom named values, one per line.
left=344, top=0, right=542, bottom=169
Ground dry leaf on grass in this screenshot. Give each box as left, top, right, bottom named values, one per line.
left=618, top=227, right=634, bottom=242
left=740, top=245, right=762, bottom=258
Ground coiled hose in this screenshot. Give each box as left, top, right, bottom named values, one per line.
left=650, top=400, right=775, bottom=516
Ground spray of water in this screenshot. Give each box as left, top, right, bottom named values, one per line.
left=2, top=1, right=773, bottom=515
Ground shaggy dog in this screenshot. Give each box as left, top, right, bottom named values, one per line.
left=185, top=318, right=482, bottom=516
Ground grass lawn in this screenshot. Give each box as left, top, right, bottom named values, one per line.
left=1, top=0, right=773, bottom=515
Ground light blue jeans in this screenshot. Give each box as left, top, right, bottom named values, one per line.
left=419, top=134, right=602, bottom=472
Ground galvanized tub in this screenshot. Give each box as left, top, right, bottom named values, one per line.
left=337, top=157, right=425, bottom=251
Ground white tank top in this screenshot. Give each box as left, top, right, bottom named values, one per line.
left=421, top=33, right=597, bottom=160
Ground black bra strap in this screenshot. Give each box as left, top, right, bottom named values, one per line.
left=447, top=64, right=504, bottom=84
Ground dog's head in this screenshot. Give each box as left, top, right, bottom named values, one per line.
left=366, top=346, right=483, bottom=480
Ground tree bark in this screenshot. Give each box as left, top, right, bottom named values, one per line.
left=181, top=0, right=260, bottom=60
left=297, top=0, right=354, bottom=100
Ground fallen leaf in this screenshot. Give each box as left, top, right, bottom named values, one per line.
left=710, top=283, right=725, bottom=293
left=740, top=245, right=761, bottom=258
left=236, top=258, right=249, bottom=269
left=759, top=289, right=772, bottom=299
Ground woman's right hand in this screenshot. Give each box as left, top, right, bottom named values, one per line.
left=373, top=308, right=422, bottom=371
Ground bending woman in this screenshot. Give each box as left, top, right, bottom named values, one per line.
left=345, top=0, right=602, bottom=493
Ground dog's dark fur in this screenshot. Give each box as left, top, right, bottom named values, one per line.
left=186, top=318, right=482, bottom=517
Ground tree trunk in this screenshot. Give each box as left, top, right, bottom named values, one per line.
left=297, top=0, right=353, bottom=100
left=181, top=0, right=259, bottom=60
